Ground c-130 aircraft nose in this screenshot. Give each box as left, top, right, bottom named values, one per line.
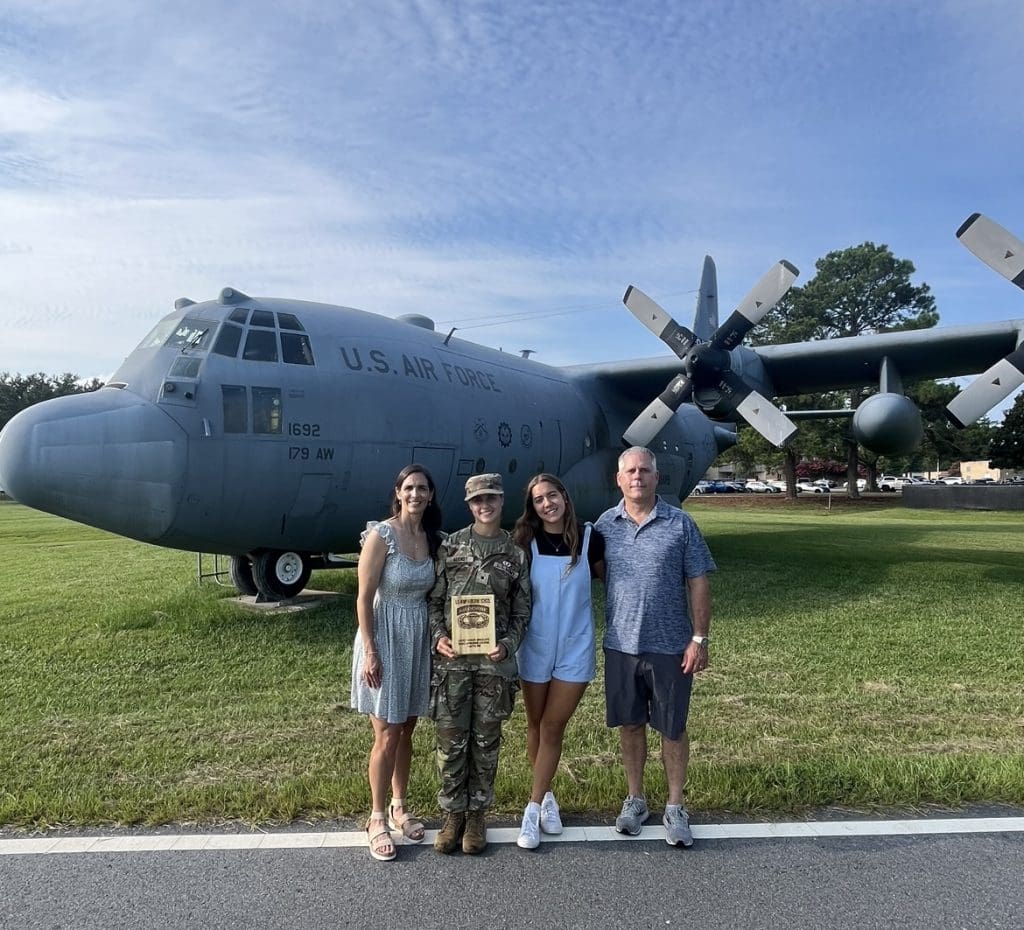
left=0, top=388, right=188, bottom=543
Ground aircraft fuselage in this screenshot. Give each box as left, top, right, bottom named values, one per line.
left=0, top=292, right=724, bottom=559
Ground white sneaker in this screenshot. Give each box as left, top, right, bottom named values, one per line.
left=540, top=791, right=563, bottom=834
left=517, top=805, right=540, bottom=850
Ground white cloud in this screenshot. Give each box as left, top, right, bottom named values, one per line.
left=0, top=86, right=72, bottom=134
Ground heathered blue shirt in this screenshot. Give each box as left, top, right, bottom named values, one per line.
left=595, top=496, right=716, bottom=655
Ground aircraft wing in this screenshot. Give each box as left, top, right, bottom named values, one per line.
left=567, top=320, right=1024, bottom=401
left=563, top=356, right=694, bottom=405
left=754, top=320, right=1024, bottom=396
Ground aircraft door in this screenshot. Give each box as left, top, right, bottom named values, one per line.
left=284, top=471, right=332, bottom=542
left=411, top=446, right=455, bottom=501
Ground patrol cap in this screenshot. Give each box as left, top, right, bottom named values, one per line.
left=465, top=473, right=504, bottom=500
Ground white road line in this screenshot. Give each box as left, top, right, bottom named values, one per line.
left=2, top=817, right=1023, bottom=856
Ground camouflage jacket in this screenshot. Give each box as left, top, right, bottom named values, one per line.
left=428, top=526, right=531, bottom=678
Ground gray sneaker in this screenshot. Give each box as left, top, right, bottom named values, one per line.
left=663, top=805, right=693, bottom=847
left=615, top=795, right=650, bottom=835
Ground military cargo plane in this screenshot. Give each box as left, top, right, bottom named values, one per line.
left=1, top=214, right=1022, bottom=600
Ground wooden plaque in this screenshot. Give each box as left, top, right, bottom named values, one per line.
left=451, top=594, right=496, bottom=655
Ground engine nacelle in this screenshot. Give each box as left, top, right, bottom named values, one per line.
left=852, top=393, right=923, bottom=455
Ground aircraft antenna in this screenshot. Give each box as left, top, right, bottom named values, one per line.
left=443, top=327, right=457, bottom=346
left=520, top=349, right=536, bottom=359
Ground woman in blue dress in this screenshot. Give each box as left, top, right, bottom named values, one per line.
left=351, top=464, right=443, bottom=861
left=512, top=473, right=604, bottom=850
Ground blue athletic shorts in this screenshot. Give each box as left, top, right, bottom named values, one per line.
left=603, top=648, right=693, bottom=740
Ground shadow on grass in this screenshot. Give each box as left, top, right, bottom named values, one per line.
left=98, top=583, right=358, bottom=650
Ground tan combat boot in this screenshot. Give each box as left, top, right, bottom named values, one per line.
left=434, top=811, right=465, bottom=854
left=462, top=810, right=487, bottom=855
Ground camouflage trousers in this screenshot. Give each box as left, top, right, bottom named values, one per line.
left=430, top=667, right=517, bottom=812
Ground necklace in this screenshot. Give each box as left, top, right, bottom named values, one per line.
left=543, top=531, right=567, bottom=555
left=392, top=520, right=427, bottom=559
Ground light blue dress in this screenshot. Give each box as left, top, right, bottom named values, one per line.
left=350, top=522, right=435, bottom=723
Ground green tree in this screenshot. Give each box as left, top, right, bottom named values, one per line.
left=752, top=242, right=938, bottom=496
left=901, top=380, right=994, bottom=475
left=761, top=242, right=938, bottom=342
left=719, top=390, right=846, bottom=497
left=988, top=393, right=1024, bottom=470
left=0, top=372, right=103, bottom=433
left=716, top=425, right=771, bottom=477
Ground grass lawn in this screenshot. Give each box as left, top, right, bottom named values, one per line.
left=0, top=499, right=1021, bottom=828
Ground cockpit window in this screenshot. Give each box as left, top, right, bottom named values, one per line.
left=222, top=385, right=247, bottom=433
left=212, top=322, right=244, bottom=358
left=281, top=332, right=315, bottom=365
left=170, top=356, right=202, bottom=378
left=164, top=319, right=213, bottom=351
left=252, top=387, right=282, bottom=434
left=144, top=307, right=313, bottom=367
left=137, top=318, right=178, bottom=350
left=243, top=329, right=278, bottom=362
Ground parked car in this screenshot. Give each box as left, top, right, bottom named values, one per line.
left=878, top=475, right=906, bottom=491
left=939, top=476, right=964, bottom=485
left=796, top=480, right=828, bottom=493
left=744, top=480, right=779, bottom=493
left=841, top=478, right=868, bottom=491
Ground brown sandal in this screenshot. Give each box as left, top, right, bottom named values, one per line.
left=367, top=817, right=396, bottom=861
left=388, top=802, right=426, bottom=844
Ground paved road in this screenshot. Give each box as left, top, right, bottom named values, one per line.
left=3, top=820, right=1023, bottom=929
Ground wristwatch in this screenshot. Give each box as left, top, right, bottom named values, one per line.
left=691, top=635, right=709, bottom=648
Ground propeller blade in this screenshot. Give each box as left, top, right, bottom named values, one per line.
left=735, top=390, right=800, bottom=448
left=623, top=286, right=697, bottom=360
left=711, top=260, right=799, bottom=351
left=956, top=213, right=1024, bottom=289
left=622, top=374, right=693, bottom=447
left=946, top=344, right=1024, bottom=428
left=718, top=370, right=799, bottom=447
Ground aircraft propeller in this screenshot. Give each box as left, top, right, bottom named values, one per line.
left=622, top=260, right=800, bottom=448
left=948, top=213, right=1024, bottom=428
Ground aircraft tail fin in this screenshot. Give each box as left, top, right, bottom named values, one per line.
left=692, top=255, right=719, bottom=341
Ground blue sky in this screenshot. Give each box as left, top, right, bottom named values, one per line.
left=2, top=0, right=1023, bottom=415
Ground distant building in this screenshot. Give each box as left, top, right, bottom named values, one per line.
left=958, top=460, right=1022, bottom=482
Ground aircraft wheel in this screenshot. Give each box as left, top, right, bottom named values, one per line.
left=229, top=555, right=258, bottom=597
left=253, top=550, right=312, bottom=600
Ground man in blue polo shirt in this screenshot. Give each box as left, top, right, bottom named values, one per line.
left=595, top=446, right=716, bottom=847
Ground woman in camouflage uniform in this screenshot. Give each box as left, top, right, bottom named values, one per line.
left=428, top=473, right=531, bottom=855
